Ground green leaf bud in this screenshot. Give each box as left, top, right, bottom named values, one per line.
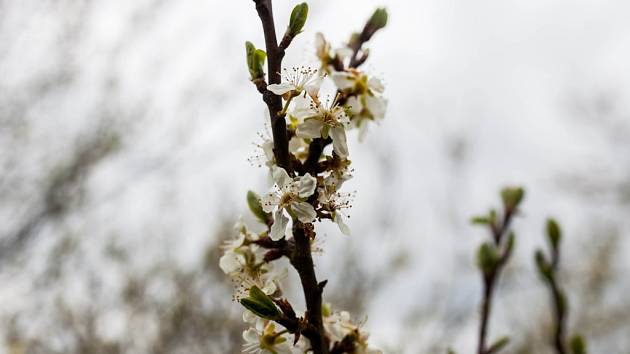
left=570, top=335, right=587, bottom=354
left=245, top=41, right=266, bottom=80
left=288, top=3, right=308, bottom=36
left=367, top=8, right=388, bottom=32
left=477, top=242, right=500, bottom=275
left=546, top=218, right=562, bottom=250
left=500, top=186, right=525, bottom=211
left=240, top=285, right=280, bottom=320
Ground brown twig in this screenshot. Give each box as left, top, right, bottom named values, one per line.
left=289, top=222, right=329, bottom=354
left=253, top=0, right=291, bottom=173
left=477, top=209, right=515, bottom=354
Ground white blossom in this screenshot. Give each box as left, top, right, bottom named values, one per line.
left=317, top=183, right=354, bottom=236
left=261, top=167, right=317, bottom=240
left=332, top=70, right=388, bottom=140
left=242, top=322, right=294, bottom=354
left=268, top=66, right=322, bottom=98
left=324, top=310, right=381, bottom=354
left=294, top=96, right=351, bottom=158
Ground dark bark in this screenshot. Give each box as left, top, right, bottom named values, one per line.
left=253, top=0, right=291, bottom=173
left=289, top=223, right=329, bottom=354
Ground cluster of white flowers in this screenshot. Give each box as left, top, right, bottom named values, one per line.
left=323, top=308, right=382, bottom=354
left=221, top=7, right=387, bottom=352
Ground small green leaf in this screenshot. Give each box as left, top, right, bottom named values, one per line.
left=500, top=186, right=525, bottom=211
left=288, top=2, right=308, bottom=36
left=240, top=286, right=281, bottom=320
left=489, top=209, right=497, bottom=224
left=504, top=232, right=515, bottom=256
left=488, top=336, right=510, bottom=353
left=471, top=216, right=490, bottom=225
left=247, top=191, right=271, bottom=224
left=367, top=8, right=388, bottom=31
left=570, top=335, right=587, bottom=354
left=546, top=218, right=562, bottom=250
left=245, top=41, right=266, bottom=80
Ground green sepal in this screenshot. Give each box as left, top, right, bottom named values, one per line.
left=288, top=2, right=308, bottom=36
left=247, top=190, right=271, bottom=224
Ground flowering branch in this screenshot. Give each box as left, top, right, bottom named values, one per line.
left=471, top=187, right=524, bottom=354
left=222, top=2, right=388, bottom=353
left=535, top=219, right=589, bottom=354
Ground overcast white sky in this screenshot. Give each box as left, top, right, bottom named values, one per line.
left=1, top=0, right=630, bottom=352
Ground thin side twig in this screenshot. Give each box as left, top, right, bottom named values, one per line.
left=477, top=209, right=514, bottom=354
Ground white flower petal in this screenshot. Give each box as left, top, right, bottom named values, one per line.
left=271, top=166, right=292, bottom=189
left=366, top=95, right=387, bottom=120
left=335, top=213, right=351, bottom=236
left=288, top=136, right=304, bottom=154
left=243, top=310, right=257, bottom=324
left=331, top=72, right=355, bottom=90
left=297, top=173, right=317, bottom=198
left=296, top=119, right=324, bottom=139
left=368, top=77, right=385, bottom=93
left=270, top=210, right=289, bottom=240
left=261, top=192, right=279, bottom=213
left=292, top=201, right=317, bottom=223
left=346, top=96, right=363, bottom=115
left=267, top=82, right=295, bottom=95
left=305, top=76, right=323, bottom=98
left=219, top=251, right=242, bottom=274
left=243, top=328, right=259, bottom=343
left=330, top=126, right=349, bottom=158
left=262, top=140, right=275, bottom=161
left=291, top=95, right=316, bottom=120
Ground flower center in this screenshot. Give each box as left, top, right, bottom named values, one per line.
left=279, top=192, right=297, bottom=208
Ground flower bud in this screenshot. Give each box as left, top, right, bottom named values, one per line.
left=240, top=286, right=281, bottom=320
left=288, top=2, right=308, bottom=36
left=546, top=218, right=561, bottom=250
